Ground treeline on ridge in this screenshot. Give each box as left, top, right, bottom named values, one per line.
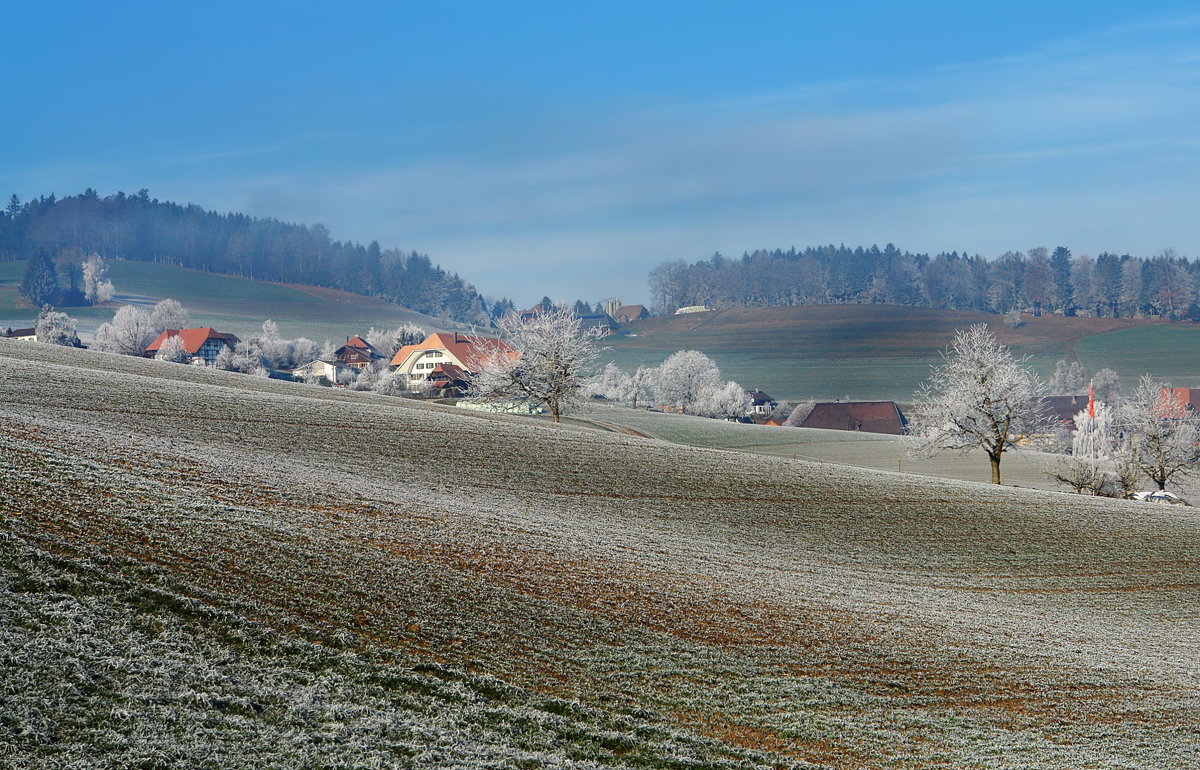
left=649, top=245, right=1198, bottom=319
left=0, top=189, right=491, bottom=324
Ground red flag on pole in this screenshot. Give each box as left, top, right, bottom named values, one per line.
left=1089, top=384, right=1095, bottom=418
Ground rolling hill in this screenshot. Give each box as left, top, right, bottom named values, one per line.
left=0, top=259, right=452, bottom=342
left=3, top=339, right=1198, bottom=768
left=602, top=305, right=1187, bottom=401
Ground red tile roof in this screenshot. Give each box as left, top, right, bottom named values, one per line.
left=145, top=327, right=239, bottom=355
left=389, top=332, right=518, bottom=373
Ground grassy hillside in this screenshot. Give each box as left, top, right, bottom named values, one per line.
left=3, top=340, right=1199, bottom=768
left=0, top=259, right=448, bottom=341
left=602, top=306, right=1171, bottom=401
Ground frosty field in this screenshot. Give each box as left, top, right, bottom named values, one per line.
left=3, top=340, right=1199, bottom=768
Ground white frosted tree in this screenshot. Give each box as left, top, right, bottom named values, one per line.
left=1047, top=401, right=1113, bottom=495
left=1048, top=359, right=1086, bottom=394
left=154, top=334, right=191, bottom=363
left=81, top=254, right=115, bottom=305
left=1114, top=375, right=1200, bottom=491
left=1092, top=367, right=1120, bottom=404
left=584, top=363, right=634, bottom=403
left=468, top=307, right=602, bottom=422
left=150, top=298, right=190, bottom=332
left=652, top=351, right=722, bottom=413
left=94, top=305, right=158, bottom=355
left=628, top=365, right=655, bottom=409
left=365, top=323, right=426, bottom=357
left=34, top=306, right=80, bottom=347
left=909, top=324, right=1051, bottom=484
left=695, top=381, right=753, bottom=419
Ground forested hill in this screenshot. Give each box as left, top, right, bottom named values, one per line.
left=649, top=245, right=1199, bottom=321
left=0, top=189, right=491, bottom=324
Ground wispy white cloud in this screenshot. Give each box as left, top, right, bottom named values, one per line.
left=198, top=11, right=1200, bottom=303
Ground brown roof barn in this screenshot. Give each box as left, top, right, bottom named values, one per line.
left=799, top=401, right=908, bottom=435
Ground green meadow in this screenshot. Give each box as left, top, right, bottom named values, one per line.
left=0, top=259, right=447, bottom=341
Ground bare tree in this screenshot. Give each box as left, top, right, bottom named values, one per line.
left=1113, top=375, right=1200, bottom=491
left=909, top=324, right=1051, bottom=484
left=468, top=307, right=602, bottom=422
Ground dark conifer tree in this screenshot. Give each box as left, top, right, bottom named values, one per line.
left=20, top=248, right=59, bottom=306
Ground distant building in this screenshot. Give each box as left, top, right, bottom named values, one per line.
left=613, top=305, right=648, bottom=324
left=746, top=389, right=777, bottom=415
left=334, top=335, right=385, bottom=369
left=390, top=331, right=518, bottom=387
left=1160, top=387, right=1200, bottom=414
left=674, top=305, right=711, bottom=315
left=1, top=326, right=37, bottom=341
left=576, top=313, right=616, bottom=334
left=798, top=401, right=908, bottom=435
left=1042, top=395, right=1090, bottom=426
left=144, top=327, right=239, bottom=365
left=293, top=358, right=349, bottom=383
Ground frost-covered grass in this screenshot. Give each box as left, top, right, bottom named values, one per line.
left=3, top=340, right=1200, bottom=768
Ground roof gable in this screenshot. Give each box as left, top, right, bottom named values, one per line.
left=799, top=401, right=908, bottom=435
left=146, top=327, right=239, bottom=354
left=389, top=332, right=517, bottom=372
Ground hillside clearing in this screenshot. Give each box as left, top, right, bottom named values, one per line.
left=3, top=340, right=1199, bottom=768
left=0, top=259, right=448, bottom=341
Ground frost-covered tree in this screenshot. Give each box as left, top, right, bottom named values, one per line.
left=154, top=334, right=191, bottom=363
left=1092, top=367, right=1120, bottom=404
left=652, top=351, right=722, bottom=413
left=784, top=401, right=817, bottom=427
left=909, top=324, right=1051, bottom=484
left=468, top=307, right=602, bottom=422
left=82, top=254, right=115, bottom=305
left=584, top=363, right=633, bottom=403
left=150, top=298, right=190, bottom=332
left=628, top=365, right=655, bottom=409
left=694, top=381, right=753, bottom=419
left=365, top=323, right=426, bottom=358
left=93, top=305, right=157, bottom=355
left=1048, top=359, right=1086, bottom=394
left=1047, top=401, right=1113, bottom=495
left=34, top=306, right=79, bottom=347
left=1114, top=375, right=1200, bottom=491
left=217, top=341, right=271, bottom=376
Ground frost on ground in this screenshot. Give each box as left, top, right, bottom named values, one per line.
left=2, top=340, right=1199, bottom=769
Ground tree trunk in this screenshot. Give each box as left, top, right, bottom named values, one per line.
left=989, top=451, right=1002, bottom=484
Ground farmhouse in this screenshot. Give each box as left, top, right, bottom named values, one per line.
left=746, top=389, right=777, bottom=415
left=293, top=358, right=349, bottom=383
left=799, top=401, right=908, bottom=435
left=1161, top=387, right=1200, bottom=414
left=1, top=326, right=37, bottom=341
left=1042, top=395, right=1090, bottom=426
left=334, top=335, right=385, bottom=369
left=612, top=304, right=648, bottom=324
left=144, top=327, right=239, bottom=365
left=390, top=332, right=518, bottom=386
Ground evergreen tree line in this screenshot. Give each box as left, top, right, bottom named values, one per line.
left=0, top=189, right=492, bottom=324
left=649, top=245, right=1200, bottom=320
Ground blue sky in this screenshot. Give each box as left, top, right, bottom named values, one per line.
left=4, top=2, right=1200, bottom=306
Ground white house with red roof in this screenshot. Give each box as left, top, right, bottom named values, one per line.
left=144, top=327, right=239, bottom=365
left=389, top=331, right=518, bottom=387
